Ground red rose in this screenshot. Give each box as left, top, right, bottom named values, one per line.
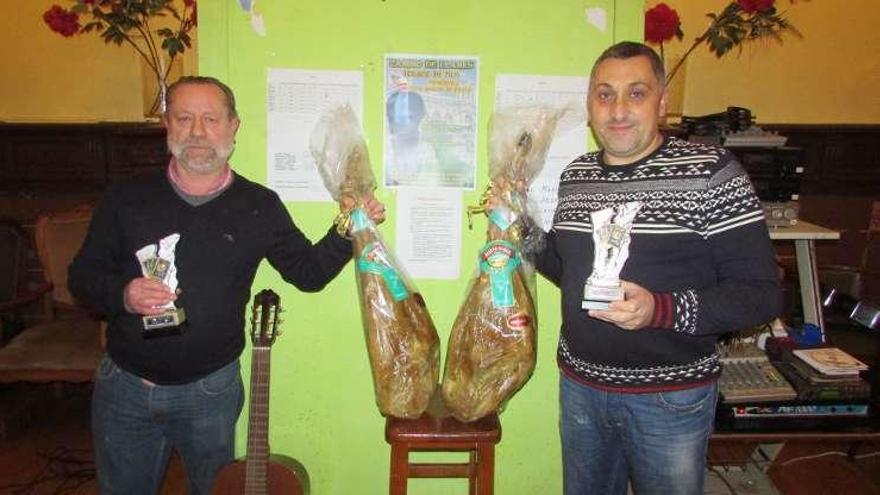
left=43, top=5, right=80, bottom=37
left=188, top=2, right=197, bottom=26
left=645, top=3, right=681, bottom=44
left=739, top=0, right=775, bottom=14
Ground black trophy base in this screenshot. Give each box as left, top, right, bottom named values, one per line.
left=142, top=324, right=185, bottom=339
left=142, top=309, right=186, bottom=339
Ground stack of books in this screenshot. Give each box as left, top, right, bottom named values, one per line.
left=792, top=348, right=869, bottom=376
left=772, top=347, right=872, bottom=402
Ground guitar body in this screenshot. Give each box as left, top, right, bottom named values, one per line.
left=209, top=289, right=310, bottom=495
left=211, top=454, right=309, bottom=495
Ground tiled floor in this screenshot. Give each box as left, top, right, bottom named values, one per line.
left=1, top=382, right=879, bottom=494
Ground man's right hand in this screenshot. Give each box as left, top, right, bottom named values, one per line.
left=124, top=277, right=176, bottom=315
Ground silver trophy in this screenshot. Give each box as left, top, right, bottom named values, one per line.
left=582, top=202, right=642, bottom=310
left=135, top=233, right=186, bottom=334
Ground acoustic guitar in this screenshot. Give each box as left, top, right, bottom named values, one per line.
left=211, top=289, right=309, bottom=495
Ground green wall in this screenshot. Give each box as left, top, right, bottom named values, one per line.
left=200, top=1, right=642, bottom=493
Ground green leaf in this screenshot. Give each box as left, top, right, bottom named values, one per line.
left=725, top=24, right=745, bottom=44
left=721, top=2, right=740, bottom=18
left=163, top=37, right=185, bottom=57
left=716, top=38, right=734, bottom=57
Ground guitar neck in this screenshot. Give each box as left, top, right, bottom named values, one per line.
left=245, top=346, right=271, bottom=495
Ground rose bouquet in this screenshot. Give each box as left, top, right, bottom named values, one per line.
left=43, top=0, right=197, bottom=115
left=645, top=0, right=799, bottom=86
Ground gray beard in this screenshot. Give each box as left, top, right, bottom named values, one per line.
left=168, top=141, right=234, bottom=174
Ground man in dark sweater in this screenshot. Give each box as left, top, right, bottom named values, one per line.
left=533, top=42, right=781, bottom=494
left=69, top=76, right=386, bottom=495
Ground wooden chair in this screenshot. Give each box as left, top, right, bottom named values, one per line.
left=0, top=207, right=103, bottom=383
left=385, top=392, right=501, bottom=495
left=0, top=220, right=46, bottom=343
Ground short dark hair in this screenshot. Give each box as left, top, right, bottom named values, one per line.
left=165, top=76, right=238, bottom=119
left=590, top=41, right=666, bottom=88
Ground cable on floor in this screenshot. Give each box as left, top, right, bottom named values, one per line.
left=775, top=449, right=880, bottom=468
left=707, top=464, right=739, bottom=495
left=0, top=446, right=94, bottom=494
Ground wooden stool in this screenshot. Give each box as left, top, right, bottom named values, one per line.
left=385, top=398, right=501, bottom=495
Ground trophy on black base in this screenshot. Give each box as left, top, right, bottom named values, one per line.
left=136, top=233, right=186, bottom=338
left=582, top=202, right=642, bottom=311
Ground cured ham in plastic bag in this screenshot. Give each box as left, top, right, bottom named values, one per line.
left=442, top=105, right=564, bottom=422
left=310, top=105, right=440, bottom=419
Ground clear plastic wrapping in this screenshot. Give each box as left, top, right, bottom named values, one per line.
left=310, top=105, right=440, bottom=419
left=441, top=105, right=566, bottom=422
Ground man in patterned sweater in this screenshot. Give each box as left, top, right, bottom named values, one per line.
left=532, top=42, right=781, bottom=494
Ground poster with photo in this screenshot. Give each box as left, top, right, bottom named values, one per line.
left=383, top=54, right=478, bottom=190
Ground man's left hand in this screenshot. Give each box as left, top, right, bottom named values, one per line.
left=588, top=280, right=655, bottom=330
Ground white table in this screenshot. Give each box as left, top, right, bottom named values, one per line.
left=768, top=221, right=840, bottom=337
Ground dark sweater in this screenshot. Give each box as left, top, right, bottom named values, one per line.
left=69, top=171, right=352, bottom=384
left=534, top=137, right=781, bottom=391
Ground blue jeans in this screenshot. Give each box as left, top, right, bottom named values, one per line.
left=92, top=355, right=244, bottom=495
left=559, top=372, right=717, bottom=495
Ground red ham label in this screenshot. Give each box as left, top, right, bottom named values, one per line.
left=507, top=313, right=531, bottom=329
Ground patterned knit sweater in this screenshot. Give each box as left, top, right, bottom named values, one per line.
left=533, top=137, right=781, bottom=391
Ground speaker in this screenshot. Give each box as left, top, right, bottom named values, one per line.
left=730, top=146, right=804, bottom=202
left=763, top=201, right=800, bottom=227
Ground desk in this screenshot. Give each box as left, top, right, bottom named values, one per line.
left=768, top=221, right=840, bottom=337
left=709, top=425, right=880, bottom=471
left=708, top=427, right=880, bottom=491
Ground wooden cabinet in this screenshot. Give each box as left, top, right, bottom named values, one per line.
left=0, top=123, right=168, bottom=192
left=105, top=125, right=171, bottom=183
left=769, top=125, right=880, bottom=195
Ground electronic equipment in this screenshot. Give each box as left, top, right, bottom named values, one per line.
left=730, top=146, right=804, bottom=202
left=717, top=332, right=874, bottom=431
left=823, top=288, right=880, bottom=330
left=716, top=400, right=872, bottom=431
left=762, top=201, right=800, bottom=228
left=719, top=355, right=798, bottom=403
left=681, top=106, right=754, bottom=138
left=679, top=107, right=804, bottom=226
left=773, top=357, right=872, bottom=401
left=723, top=125, right=788, bottom=147
left=730, top=403, right=869, bottom=419
left=718, top=330, right=798, bottom=403
left=765, top=338, right=872, bottom=400
left=732, top=145, right=805, bottom=227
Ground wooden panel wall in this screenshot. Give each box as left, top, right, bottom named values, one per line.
left=1, top=123, right=877, bottom=304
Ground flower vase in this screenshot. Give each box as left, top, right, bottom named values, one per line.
left=141, top=57, right=168, bottom=120
left=144, top=77, right=167, bottom=120
left=662, top=56, right=687, bottom=126
left=141, top=55, right=177, bottom=120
